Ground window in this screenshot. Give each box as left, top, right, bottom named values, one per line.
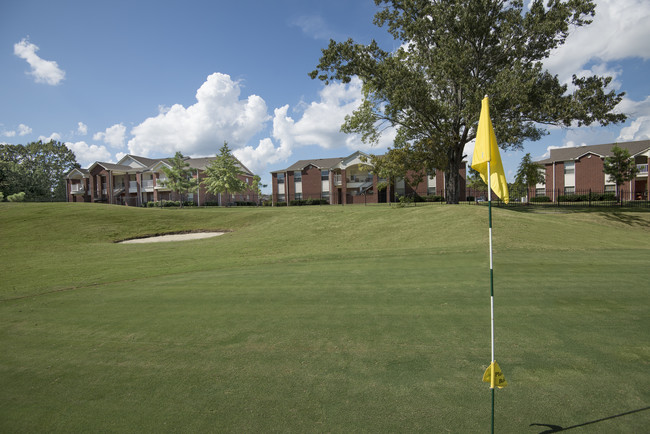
left=278, top=194, right=285, bottom=201
left=321, top=192, right=330, bottom=200
left=294, top=171, right=302, bottom=182
left=604, top=185, right=615, bottom=193
left=321, top=169, right=329, bottom=181
left=536, top=188, right=547, bottom=197
left=564, top=187, right=575, bottom=194
left=295, top=193, right=302, bottom=200
left=564, top=161, right=575, bottom=175
left=277, top=173, right=284, bottom=184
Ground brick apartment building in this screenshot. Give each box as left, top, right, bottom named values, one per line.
left=534, top=140, right=649, bottom=201
left=66, top=154, right=259, bottom=206
left=271, top=150, right=466, bottom=205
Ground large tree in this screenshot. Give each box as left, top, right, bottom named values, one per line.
left=310, top=0, right=626, bottom=203
left=0, top=140, right=79, bottom=201
left=603, top=144, right=638, bottom=200
left=158, top=151, right=198, bottom=207
left=202, top=142, right=247, bottom=206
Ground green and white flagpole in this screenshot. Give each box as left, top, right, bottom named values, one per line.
left=473, top=95, right=509, bottom=434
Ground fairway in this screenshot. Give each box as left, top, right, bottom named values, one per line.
left=1, top=203, right=649, bottom=432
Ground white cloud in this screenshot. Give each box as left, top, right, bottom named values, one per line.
left=77, top=122, right=88, bottom=135
left=618, top=116, right=650, bottom=141
left=234, top=138, right=292, bottom=174
left=127, top=73, right=270, bottom=157
left=2, top=124, right=32, bottom=138
left=93, top=123, right=127, bottom=148
left=65, top=141, right=112, bottom=167
left=37, top=132, right=62, bottom=143
left=18, top=124, right=32, bottom=136
left=272, top=78, right=367, bottom=151
left=545, top=0, right=650, bottom=82
left=13, top=38, right=65, bottom=85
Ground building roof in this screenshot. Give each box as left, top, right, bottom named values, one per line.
left=80, top=154, right=255, bottom=176
left=271, top=157, right=346, bottom=173
left=536, top=140, right=650, bottom=164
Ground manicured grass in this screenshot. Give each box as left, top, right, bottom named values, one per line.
left=1, top=203, right=649, bottom=432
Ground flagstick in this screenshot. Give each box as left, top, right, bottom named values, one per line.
left=488, top=160, right=496, bottom=434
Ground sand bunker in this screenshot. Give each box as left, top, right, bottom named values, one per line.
left=119, top=232, right=225, bottom=244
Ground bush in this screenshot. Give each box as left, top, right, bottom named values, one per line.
left=423, top=195, right=445, bottom=202
left=530, top=196, right=551, bottom=203
left=7, top=192, right=26, bottom=202
left=466, top=196, right=474, bottom=202
left=0, top=192, right=4, bottom=202
left=275, top=201, right=287, bottom=207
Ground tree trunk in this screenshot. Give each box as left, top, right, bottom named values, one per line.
left=445, top=144, right=464, bottom=204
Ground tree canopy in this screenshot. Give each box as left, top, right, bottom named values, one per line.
left=515, top=153, right=545, bottom=190
left=158, top=152, right=198, bottom=207
left=202, top=142, right=247, bottom=205
left=310, top=0, right=626, bottom=203
left=603, top=145, right=638, bottom=196
left=0, top=140, right=79, bottom=201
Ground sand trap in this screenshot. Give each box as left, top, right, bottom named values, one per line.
left=119, top=232, right=225, bottom=244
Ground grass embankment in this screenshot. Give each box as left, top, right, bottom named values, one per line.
left=1, top=203, right=648, bottom=432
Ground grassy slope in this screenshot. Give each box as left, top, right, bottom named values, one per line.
left=0, top=203, right=649, bottom=432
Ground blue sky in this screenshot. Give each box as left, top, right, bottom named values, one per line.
left=2, top=0, right=649, bottom=192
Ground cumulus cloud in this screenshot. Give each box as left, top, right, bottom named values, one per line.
left=37, top=132, right=62, bottom=143
left=2, top=124, right=32, bottom=137
left=234, top=137, right=292, bottom=175
left=13, top=38, right=65, bottom=85
left=272, top=78, right=367, bottom=151
left=66, top=141, right=112, bottom=167
left=544, top=0, right=650, bottom=82
left=127, top=73, right=270, bottom=158
left=618, top=116, right=650, bottom=141
left=93, top=123, right=127, bottom=148
left=77, top=122, right=88, bottom=135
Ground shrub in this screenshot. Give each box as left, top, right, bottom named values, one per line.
left=530, top=196, right=551, bottom=203
left=0, top=192, right=4, bottom=202
left=423, top=195, right=444, bottom=202
left=466, top=196, right=474, bottom=202
left=7, top=192, right=26, bottom=202
left=275, top=201, right=287, bottom=207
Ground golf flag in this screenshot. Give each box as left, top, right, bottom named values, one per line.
left=471, top=96, right=509, bottom=204
left=483, top=361, right=508, bottom=389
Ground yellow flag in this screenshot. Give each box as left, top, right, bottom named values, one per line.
left=471, top=96, right=509, bottom=204
left=482, top=361, right=508, bottom=388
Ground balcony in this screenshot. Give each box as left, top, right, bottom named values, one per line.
left=333, top=174, right=342, bottom=186
left=129, top=181, right=138, bottom=193
left=142, top=179, right=154, bottom=191
left=637, top=164, right=648, bottom=176
left=70, top=184, right=85, bottom=194
left=155, top=177, right=170, bottom=191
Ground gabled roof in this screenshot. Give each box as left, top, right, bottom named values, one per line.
left=65, top=167, right=89, bottom=178
left=536, top=140, right=650, bottom=164
left=88, top=161, right=135, bottom=172
left=271, top=157, right=345, bottom=173
left=117, top=154, right=167, bottom=169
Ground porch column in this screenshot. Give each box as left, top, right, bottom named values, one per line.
left=341, top=169, right=347, bottom=205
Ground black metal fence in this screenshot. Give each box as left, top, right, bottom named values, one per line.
left=465, top=186, right=649, bottom=208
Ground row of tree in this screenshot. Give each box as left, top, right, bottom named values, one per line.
left=0, top=141, right=79, bottom=201
left=159, top=142, right=262, bottom=207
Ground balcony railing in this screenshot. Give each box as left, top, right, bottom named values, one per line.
left=333, top=174, right=342, bottom=185
left=637, top=164, right=648, bottom=174
left=142, top=180, right=154, bottom=190
left=129, top=180, right=138, bottom=192
left=70, top=184, right=85, bottom=193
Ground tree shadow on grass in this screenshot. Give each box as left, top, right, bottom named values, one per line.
left=530, top=406, right=650, bottom=433
left=599, top=211, right=650, bottom=227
